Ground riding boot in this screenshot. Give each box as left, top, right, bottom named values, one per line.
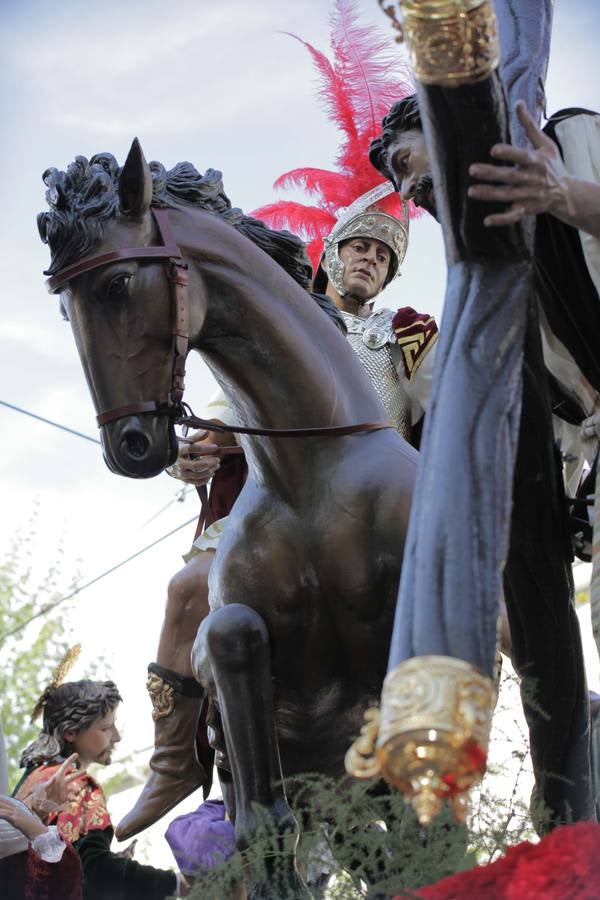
left=116, top=663, right=209, bottom=841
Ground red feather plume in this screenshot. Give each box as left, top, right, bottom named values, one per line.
left=251, top=0, right=416, bottom=274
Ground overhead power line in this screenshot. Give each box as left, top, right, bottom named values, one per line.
left=0, top=514, right=198, bottom=645
left=139, top=486, right=194, bottom=530
left=1, top=399, right=197, bottom=530
left=1, top=400, right=101, bottom=445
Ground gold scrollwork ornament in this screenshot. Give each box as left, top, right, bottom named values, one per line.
left=377, top=0, right=500, bottom=86
left=345, top=655, right=495, bottom=825
left=377, top=0, right=406, bottom=43
left=146, top=672, right=175, bottom=721
left=344, top=706, right=382, bottom=779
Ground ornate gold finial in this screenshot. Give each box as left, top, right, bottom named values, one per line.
left=411, top=776, right=443, bottom=824
left=31, top=643, right=82, bottom=722
left=346, top=655, right=495, bottom=825
left=146, top=672, right=176, bottom=721
left=377, top=0, right=405, bottom=43
left=377, top=655, right=495, bottom=824
left=377, top=0, right=500, bottom=86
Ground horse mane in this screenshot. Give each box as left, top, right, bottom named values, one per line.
left=37, top=153, right=313, bottom=288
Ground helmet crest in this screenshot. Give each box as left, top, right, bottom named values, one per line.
left=252, top=0, right=417, bottom=291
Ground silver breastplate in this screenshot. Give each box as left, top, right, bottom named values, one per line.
left=342, top=310, right=411, bottom=439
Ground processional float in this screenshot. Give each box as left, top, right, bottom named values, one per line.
left=348, top=0, right=593, bottom=826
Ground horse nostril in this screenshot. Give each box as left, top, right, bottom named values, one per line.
left=123, top=431, right=150, bottom=459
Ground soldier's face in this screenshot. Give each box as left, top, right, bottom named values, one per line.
left=339, top=237, right=391, bottom=300
left=386, top=129, right=437, bottom=217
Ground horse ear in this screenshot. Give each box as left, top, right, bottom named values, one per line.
left=119, top=138, right=153, bottom=216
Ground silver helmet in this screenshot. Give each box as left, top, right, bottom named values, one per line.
left=321, top=182, right=409, bottom=298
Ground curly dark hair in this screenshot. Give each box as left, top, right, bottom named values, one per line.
left=37, top=154, right=312, bottom=289
left=20, top=680, right=122, bottom=768
left=369, top=94, right=422, bottom=185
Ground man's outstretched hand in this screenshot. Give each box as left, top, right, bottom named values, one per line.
left=30, top=752, right=82, bottom=818
left=467, top=100, right=576, bottom=227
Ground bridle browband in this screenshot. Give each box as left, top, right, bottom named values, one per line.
left=46, top=206, right=392, bottom=441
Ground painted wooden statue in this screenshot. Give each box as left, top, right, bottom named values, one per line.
left=348, top=0, right=598, bottom=831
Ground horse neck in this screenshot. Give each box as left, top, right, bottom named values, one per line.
left=172, top=206, right=383, bottom=486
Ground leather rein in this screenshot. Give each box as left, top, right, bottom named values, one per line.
left=46, top=207, right=391, bottom=443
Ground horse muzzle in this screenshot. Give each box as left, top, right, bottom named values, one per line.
left=100, top=414, right=178, bottom=478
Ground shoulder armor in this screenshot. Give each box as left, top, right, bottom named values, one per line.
left=362, top=308, right=395, bottom=349
left=392, top=306, right=439, bottom=380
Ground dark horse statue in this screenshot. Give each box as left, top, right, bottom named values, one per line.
left=39, top=144, right=417, bottom=896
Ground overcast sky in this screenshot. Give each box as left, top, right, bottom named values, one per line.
left=1, top=0, right=599, bottom=861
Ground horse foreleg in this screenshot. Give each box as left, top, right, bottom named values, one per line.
left=193, top=603, right=309, bottom=899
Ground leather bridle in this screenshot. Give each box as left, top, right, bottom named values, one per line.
left=47, top=207, right=190, bottom=429
left=46, top=206, right=392, bottom=441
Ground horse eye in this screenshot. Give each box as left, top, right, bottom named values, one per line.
left=107, top=273, right=132, bottom=299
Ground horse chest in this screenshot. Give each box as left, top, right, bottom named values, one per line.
left=213, top=509, right=398, bottom=649
left=211, top=452, right=409, bottom=657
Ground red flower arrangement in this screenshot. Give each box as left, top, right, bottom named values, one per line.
left=398, top=821, right=600, bottom=900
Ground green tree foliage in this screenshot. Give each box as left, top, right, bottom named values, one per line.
left=183, top=671, right=537, bottom=898
left=0, top=522, right=76, bottom=790
left=0, top=520, right=137, bottom=807
left=186, top=774, right=474, bottom=899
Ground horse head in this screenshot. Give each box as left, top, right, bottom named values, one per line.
left=39, top=140, right=202, bottom=478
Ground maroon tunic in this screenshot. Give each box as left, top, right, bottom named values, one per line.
left=193, top=452, right=247, bottom=539
left=0, top=843, right=83, bottom=900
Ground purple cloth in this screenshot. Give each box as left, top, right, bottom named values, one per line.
left=165, top=800, right=236, bottom=876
